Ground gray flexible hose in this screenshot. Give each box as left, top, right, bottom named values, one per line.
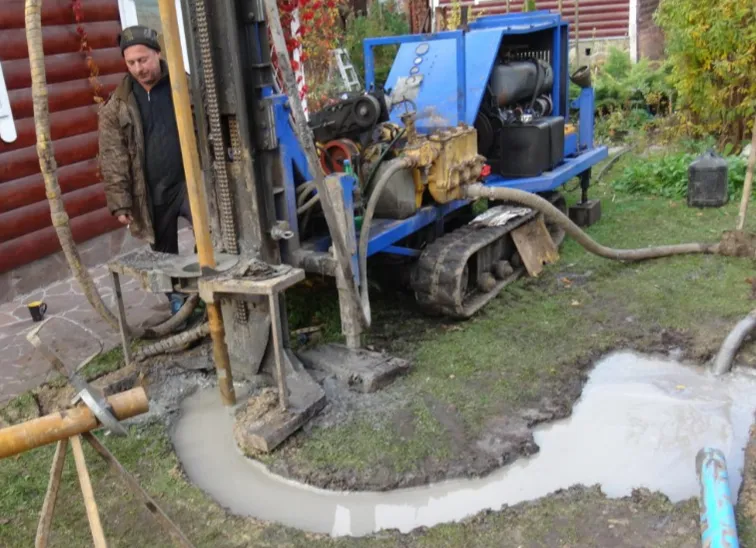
left=463, top=184, right=721, bottom=260
left=712, top=309, right=756, bottom=375
left=358, top=157, right=415, bottom=326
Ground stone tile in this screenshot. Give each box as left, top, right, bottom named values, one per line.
left=0, top=248, right=189, bottom=403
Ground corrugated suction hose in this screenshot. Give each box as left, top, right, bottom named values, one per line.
left=463, top=184, right=721, bottom=260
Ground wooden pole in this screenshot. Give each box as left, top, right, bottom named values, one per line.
left=35, top=439, right=68, bottom=548
left=70, top=435, right=108, bottom=548
left=736, top=117, right=756, bottom=231
left=24, top=0, right=118, bottom=331
left=0, top=388, right=149, bottom=459
left=82, top=433, right=195, bottom=548
left=156, top=0, right=236, bottom=406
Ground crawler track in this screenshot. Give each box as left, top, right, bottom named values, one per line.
left=411, top=192, right=566, bottom=318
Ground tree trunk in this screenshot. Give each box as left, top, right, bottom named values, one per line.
left=25, top=0, right=118, bottom=330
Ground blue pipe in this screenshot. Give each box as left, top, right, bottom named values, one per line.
left=696, top=448, right=739, bottom=548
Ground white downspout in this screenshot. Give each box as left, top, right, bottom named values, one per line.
left=628, top=0, right=638, bottom=62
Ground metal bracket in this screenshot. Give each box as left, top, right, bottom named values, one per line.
left=26, top=318, right=127, bottom=437
left=244, top=0, right=266, bottom=22
left=257, top=98, right=278, bottom=150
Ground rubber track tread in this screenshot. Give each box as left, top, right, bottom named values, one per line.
left=411, top=193, right=567, bottom=318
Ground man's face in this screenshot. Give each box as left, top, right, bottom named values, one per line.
left=124, top=45, right=161, bottom=88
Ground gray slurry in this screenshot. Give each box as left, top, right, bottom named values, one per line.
left=172, top=351, right=756, bottom=537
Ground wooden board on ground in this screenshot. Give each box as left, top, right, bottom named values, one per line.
left=511, top=214, right=559, bottom=277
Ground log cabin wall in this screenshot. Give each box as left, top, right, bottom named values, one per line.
left=0, top=0, right=145, bottom=304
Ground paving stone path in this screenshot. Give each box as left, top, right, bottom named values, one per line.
left=0, top=230, right=194, bottom=405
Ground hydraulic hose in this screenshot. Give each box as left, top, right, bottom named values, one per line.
left=712, top=308, right=756, bottom=376
left=358, top=157, right=416, bottom=326
left=462, top=184, right=721, bottom=260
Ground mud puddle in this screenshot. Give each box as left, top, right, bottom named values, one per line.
left=171, top=351, right=756, bottom=537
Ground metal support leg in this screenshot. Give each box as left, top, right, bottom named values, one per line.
left=268, top=294, right=289, bottom=411
left=111, top=272, right=132, bottom=367
left=580, top=168, right=591, bottom=204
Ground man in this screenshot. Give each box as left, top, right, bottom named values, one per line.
left=99, top=25, right=193, bottom=313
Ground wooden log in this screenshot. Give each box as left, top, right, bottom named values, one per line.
left=0, top=131, right=99, bottom=183
left=8, top=74, right=124, bottom=119
left=0, top=104, right=99, bottom=153
left=0, top=0, right=120, bottom=30
left=0, top=388, right=149, bottom=459
left=0, top=208, right=121, bottom=274
left=0, top=21, right=121, bottom=60
left=0, top=159, right=99, bottom=213
left=0, top=183, right=106, bottom=242
left=3, top=48, right=124, bottom=90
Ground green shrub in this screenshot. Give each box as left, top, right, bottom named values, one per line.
left=656, top=0, right=756, bottom=146
left=343, top=1, right=409, bottom=88
left=611, top=149, right=748, bottom=200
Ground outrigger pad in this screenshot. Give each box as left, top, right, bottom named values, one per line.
left=297, top=344, right=411, bottom=393
left=510, top=214, right=559, bottom=277
left=569, top=199, right=602, bottom=228
left=234, top=350, right=326, bottom=454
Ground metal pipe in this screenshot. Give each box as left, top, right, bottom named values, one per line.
left=157, top=0, right=236, bottom=406
left=712, top=308, right=756, bottom=376
left=0, top=388, right=149, bottom=459
left=696, top=448, right=740, bottom=548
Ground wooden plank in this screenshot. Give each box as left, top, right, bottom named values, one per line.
left=35, top=439, right=68, bottom=548
left=0, top=184, right=106, bottom=243
left=3, top=48, right=124, bottom=90
left=200, top=269, right=306, bottom=297
left=510, top=215, right=559, bottom=277
left=0, top=0, right=120, bottom=30
left=70, top=435, right=107, bottom=548
left=8, top=74, right=124, bottom=119
left=82, top=433, right=195, bottom=548
left=0, top=208, right=120, bottom=274
left=0, top=105, right=99, bottom=154
left=0, top=22, right=122, bottom=60
left=0, top=131, right=99, bottom=183
left=0, top=159, right=100, bottom=213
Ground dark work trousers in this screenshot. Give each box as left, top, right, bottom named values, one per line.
left=150, top=189, right=193, bottom=255
left=150, top=188, right=194, bottom=306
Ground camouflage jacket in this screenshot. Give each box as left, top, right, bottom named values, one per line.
left=99, top=60, right=193, bottom=244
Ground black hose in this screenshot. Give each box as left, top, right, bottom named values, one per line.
left=364, top=128, right=406, bottom=195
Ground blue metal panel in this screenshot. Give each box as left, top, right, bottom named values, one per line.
left=696, top=448, right=740, bottom=548
left=380, top=35, right=462, bottom=129
left=564, top=132, right=578, bottom=157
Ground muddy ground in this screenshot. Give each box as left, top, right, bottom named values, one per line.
left=251, top=179, right=756, bottom=493
left=1, top=167, right=756, bottom=545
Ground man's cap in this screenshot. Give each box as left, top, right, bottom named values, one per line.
left=117, top=25, right=161, bottom=55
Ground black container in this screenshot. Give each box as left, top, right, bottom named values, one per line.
left=490, top=116, right=565, bottom=178
left=688, top=150, right=729, bottom=208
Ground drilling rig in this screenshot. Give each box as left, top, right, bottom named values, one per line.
left=110, top=3, right=607, bottom=452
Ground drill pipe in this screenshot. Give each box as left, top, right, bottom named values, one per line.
left=462, top=184, right=721, bottom=260
left=0, top=387, right=149, bottom=459
left=157, top=0, right=235, bottom=405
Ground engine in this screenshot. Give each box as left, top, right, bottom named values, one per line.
left=475, top=58, right=565, bottom=178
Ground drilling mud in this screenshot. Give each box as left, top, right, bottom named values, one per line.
left=171, top=351, right=756, bottom=537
